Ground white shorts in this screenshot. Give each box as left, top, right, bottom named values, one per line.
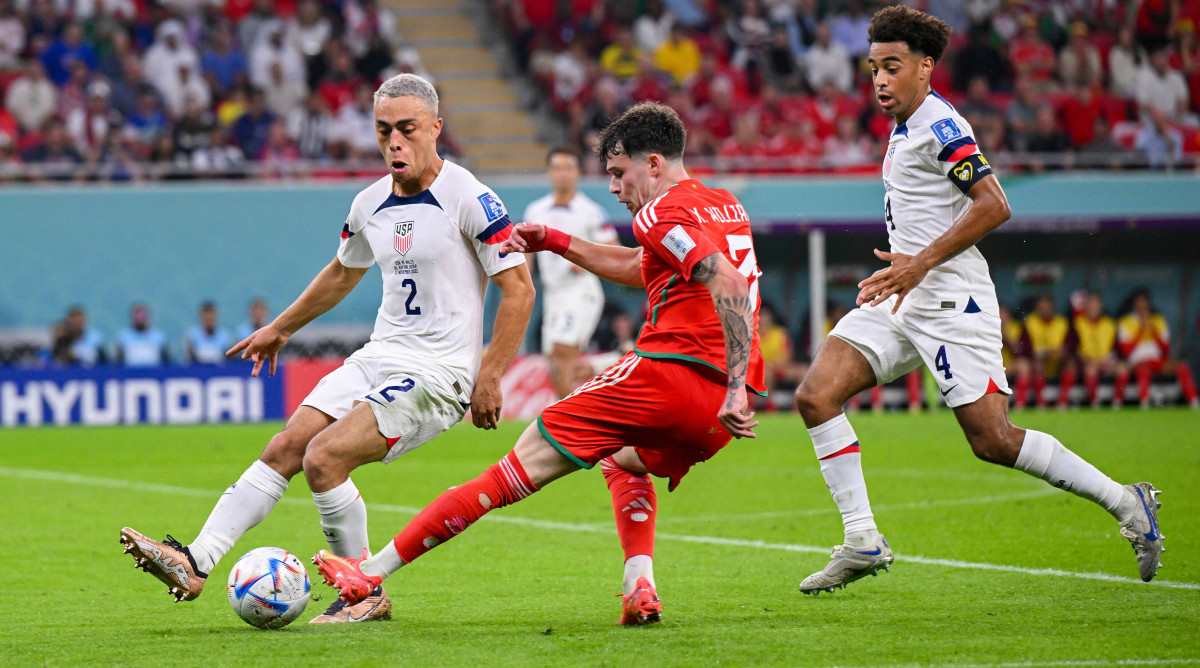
left=541, top=298, right=603, bottom=354
left=829, top=299, right=1011, bottom=408
left=301, top=354, right=469, bottom=464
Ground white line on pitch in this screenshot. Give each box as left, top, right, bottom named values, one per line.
left=3, top=465, right=1197, bottom=592
left=919, top=659, right=1199, bottom=668
left=654, top=487, right=1059, bottom=524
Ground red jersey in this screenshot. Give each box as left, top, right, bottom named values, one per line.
left=631, top=179, right=766, bottom=394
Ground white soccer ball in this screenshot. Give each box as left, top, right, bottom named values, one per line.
left=227, top=547, right=311, bottom=629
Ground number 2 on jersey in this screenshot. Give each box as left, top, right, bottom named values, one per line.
left=725, top=234, right=762, bottom=306
left=402, top=278, right=421, bottom=315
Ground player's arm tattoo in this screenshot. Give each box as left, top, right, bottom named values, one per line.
left=695, top=253, right=753, bottom=394
left=691, top=253, right=718, bottom=283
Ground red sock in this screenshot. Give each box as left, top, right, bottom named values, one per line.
left=1114, top=369, right=1129, bottom=405
left=1137, top=366, right=1152, bottom=403
left=1033, top=374, right=1047, bottom=407
left=391, top=451, right=537, bottom=563
left=906, top=370, right=921, bottom=407
left=1177, top=364, right=1198, bottom=402
left=1015, top=373, right=1030, bottom=408
left=1058, top=367, right=1076, bottom=407
left=1084, top=371, right=1099, bottom=405
left=601, top=457, right=656, bottom=560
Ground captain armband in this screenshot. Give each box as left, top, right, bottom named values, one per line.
left=947, top=154, right=993, bottom=194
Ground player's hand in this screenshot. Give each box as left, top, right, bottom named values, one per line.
left=499, top=223, right=570, bottom=256
left=470, top=373, right=503, bottom=430
left=717, top=386, right=758, bottom=439
left=856, top=249, right=930, bottom=314
left=226, top=325, right=290, bottom=377
left=499, top=223, right=547, bottom=254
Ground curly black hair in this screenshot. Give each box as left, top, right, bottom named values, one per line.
left=596, top=102, right=686, bottom=163
left=868, top=6, right=953, bottom=62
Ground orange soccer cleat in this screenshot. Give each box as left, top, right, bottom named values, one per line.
left=312, top=549, right=382, bottom=606
left=618, top=577, right=662, bottom=626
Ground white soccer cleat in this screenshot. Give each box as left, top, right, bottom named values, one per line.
left=799, top=535, right=894, bottom=595
left=1119, top=483, right=1163, bottom=582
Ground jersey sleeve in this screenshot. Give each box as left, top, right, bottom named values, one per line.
left=461, top=186, right=526, bottom=276
left=587, top=200, right=619, bottom=244
left=336, top=198, right=375, bottom=268
left=926, top=115, right=995, bottom=194
left=632, top=201, right=719, bottom=281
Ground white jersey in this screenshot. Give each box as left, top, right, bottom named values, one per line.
left=337, top=161, right=525, bottom=391
left=522, top=191, right=616, bottom=306
left=882, top=91, right=998, bottom=316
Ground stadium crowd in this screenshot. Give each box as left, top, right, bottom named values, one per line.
left=500, top=0, right=1200, bottom=173
left=34, top=285, right=1200, bottom=410
left=1, top=1, right=1199, bottom=179
left=0, top=0, right=461, bottom=181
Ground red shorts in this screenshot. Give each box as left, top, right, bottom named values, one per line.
left=537, top=353, right=732, bottom=491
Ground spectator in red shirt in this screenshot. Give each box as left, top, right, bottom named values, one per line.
left=697, top=75, right=737, bottom=144
left=716, top=111, right=771, bottom=173
left=316, top=44, right=362, bottom=114
left=769, top=116, right=823, bottom=173
left=1009, top=13, right=1057, bottom=86
left=625, top=55, right=671, bottom=103
left=1060, top=84, right=1104, bottom=147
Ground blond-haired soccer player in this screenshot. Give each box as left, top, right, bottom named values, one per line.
left=794, top=7, right=1163, bottom=594
left=121, top=73, right=536, bottom=622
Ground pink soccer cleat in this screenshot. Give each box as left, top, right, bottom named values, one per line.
left=618, top=577, right=662, bottom=626
left=312, top=549, right=382, bottom=606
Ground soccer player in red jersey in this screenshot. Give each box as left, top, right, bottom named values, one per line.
left=314, top=102, right=765, bottom=625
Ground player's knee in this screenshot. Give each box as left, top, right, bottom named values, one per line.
left=793, top=381, right=828, bottom=419
left=260, top=429, right=308, bottom=479
left=301, top=433, right=343, bottom=483
left=966, top=427, right=1020, bottom=467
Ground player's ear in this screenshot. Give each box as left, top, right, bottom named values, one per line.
left=431, top=116, right=443, bottom=141
left=919, top=55, right=934, bottom=83
left=646, top=153, right=662, bottom=177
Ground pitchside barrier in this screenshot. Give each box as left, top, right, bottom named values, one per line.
left=0, top=354, right=574, bottom=427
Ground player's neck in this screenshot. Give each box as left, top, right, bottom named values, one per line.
left=552, top=188, right=575, bottom=206
left=653, top=164, right=691, bottom=199
left=394, top=156, right=444, bottom=197
left=895, top=87, right=932, bottom=124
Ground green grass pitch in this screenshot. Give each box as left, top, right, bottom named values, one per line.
left=1, top=410, right=1197, bottom=667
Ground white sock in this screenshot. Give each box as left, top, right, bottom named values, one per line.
left=622, top=555, right=655, bottom=596
left=312, top=478, right=370, bottom=558
left=1014, top=429, right=1136, bottom=521
left=808, top=414, right=878, bottom=542
left=361, top=541, right=404, bottom=579
left=189, top=460, right=288, bottom=573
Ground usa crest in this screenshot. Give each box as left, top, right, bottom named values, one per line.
left=395, top=221, right=414, bottom=255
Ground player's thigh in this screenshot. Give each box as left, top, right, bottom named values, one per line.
left=260, top=405, right=337, bottom=477
left=304, top=402, right=390, bottom=474
left=902, top=310, right=1012, bottom=408
left=512, top=421, right=584, bottom=488
left=611, top=446, right=649, bottom=474
left=797, top=307, right=902, bottom=421
left=300, top=357, right=376, bottom=423
left=360, top=372, right=468, bottom=463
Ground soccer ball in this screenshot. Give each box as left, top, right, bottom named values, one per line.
left=227, top=547, right=311, bottom=629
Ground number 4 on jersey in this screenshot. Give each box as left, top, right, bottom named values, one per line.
left=725, top=234, right=762, bottom=306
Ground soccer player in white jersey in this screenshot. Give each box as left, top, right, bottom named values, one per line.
left=794, top=7, right=1163, bottom=594
left=523, top=147, right=619, bottom=397
left=120, top=73, right=536, bottom=623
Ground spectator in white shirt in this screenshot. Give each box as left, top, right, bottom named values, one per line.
left=803, top=21, right=852, bottom=94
